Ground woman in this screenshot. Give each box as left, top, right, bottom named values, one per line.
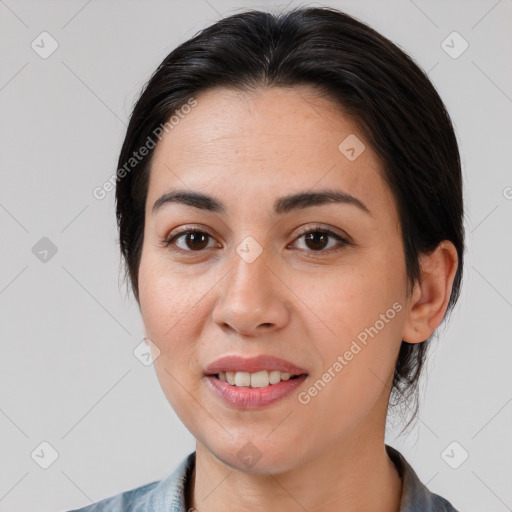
left=70, top=6, right=463, bottom=511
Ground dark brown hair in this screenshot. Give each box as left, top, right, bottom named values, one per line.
left=115, top=6, right=464, bottom=419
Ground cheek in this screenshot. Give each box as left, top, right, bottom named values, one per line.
left=139, top=254, right=206, bottom=342
left=138, top=256, right=211, bottom=425
left=138, top=255, right=212, bottom=396
left=308, top=256, right=406, bottom=346
left=297, top=251, right=406, bottom=414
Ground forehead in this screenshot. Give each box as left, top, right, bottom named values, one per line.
left=147, top=86, right=395, bottom=220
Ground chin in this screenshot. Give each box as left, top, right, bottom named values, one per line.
left=203, top=434, right=308, bottom=475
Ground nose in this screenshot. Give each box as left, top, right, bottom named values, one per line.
left=212, top=249, right=290, bottom=336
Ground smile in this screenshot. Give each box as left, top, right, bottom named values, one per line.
left=216, top=370, right=301, bottom=388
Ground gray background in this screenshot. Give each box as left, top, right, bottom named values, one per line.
left=0, top=0, right=510, bottom=510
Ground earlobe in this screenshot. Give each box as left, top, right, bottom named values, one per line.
left=401, top=241, right=459, bottom=344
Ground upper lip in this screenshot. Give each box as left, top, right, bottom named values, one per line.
left=204, top=355, right=308, bottom=376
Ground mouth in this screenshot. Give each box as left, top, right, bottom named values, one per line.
left=203, top=354, right=308, bottom=409
left=210, top=370, right=306, bottom=388
left=204, top=353, right=308, bottom=385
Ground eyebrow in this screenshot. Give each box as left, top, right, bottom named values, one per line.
left=152, top=188, right=371, bottom=216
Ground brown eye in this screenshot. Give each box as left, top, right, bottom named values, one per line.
left=165, top=229, right=217, bottom=252
left=303, top=232, right=330, bottom=251
left=293, top=226, right=352, bottom=253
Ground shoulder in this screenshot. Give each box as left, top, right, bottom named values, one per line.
left=386, top=445, right=460, bottom=512
left=65, top=452, right=196, bottom=512
left=429, top=493, right=460, bottom=511
left=65, top=480, right=159, bottom=512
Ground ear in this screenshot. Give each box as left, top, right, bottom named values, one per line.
left=401, top=241, right=459, bottom=344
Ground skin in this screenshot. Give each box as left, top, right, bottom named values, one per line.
left=137, top=85, right=459, bottom=512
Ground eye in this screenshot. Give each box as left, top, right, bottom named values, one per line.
left=163, top=228, right=218, bottom=253
left=291, top=224, right=352, bottom=253
left=162, top=224, right=352, bottom=255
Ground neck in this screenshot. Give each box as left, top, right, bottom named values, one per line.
left=187, top=426, right=402, bottom=512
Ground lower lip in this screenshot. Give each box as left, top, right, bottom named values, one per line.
left=205, top=374, right=308, bottom=410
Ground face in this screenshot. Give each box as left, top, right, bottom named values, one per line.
left=138, top=86, right=411, bottom=473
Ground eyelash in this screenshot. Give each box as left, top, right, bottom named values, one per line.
left=162, top=224, right=352, bottom=256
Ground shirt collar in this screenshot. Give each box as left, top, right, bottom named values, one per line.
left=145, top=451, right=195, bottom=512
left=149, top=446, right=453, bottom=512
left=386, top=444, right=435, bottom=511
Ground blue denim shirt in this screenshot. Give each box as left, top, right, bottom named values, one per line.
left=66, top=446, right=458, bottom=511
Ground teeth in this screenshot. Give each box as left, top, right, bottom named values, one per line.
left=269, top=370, right=281, bottom=384
left=251, top=371, right=269, bottom=388
left=217, top=370, right=299, bottom=387
left=234, top=371, right=251, bottom=387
